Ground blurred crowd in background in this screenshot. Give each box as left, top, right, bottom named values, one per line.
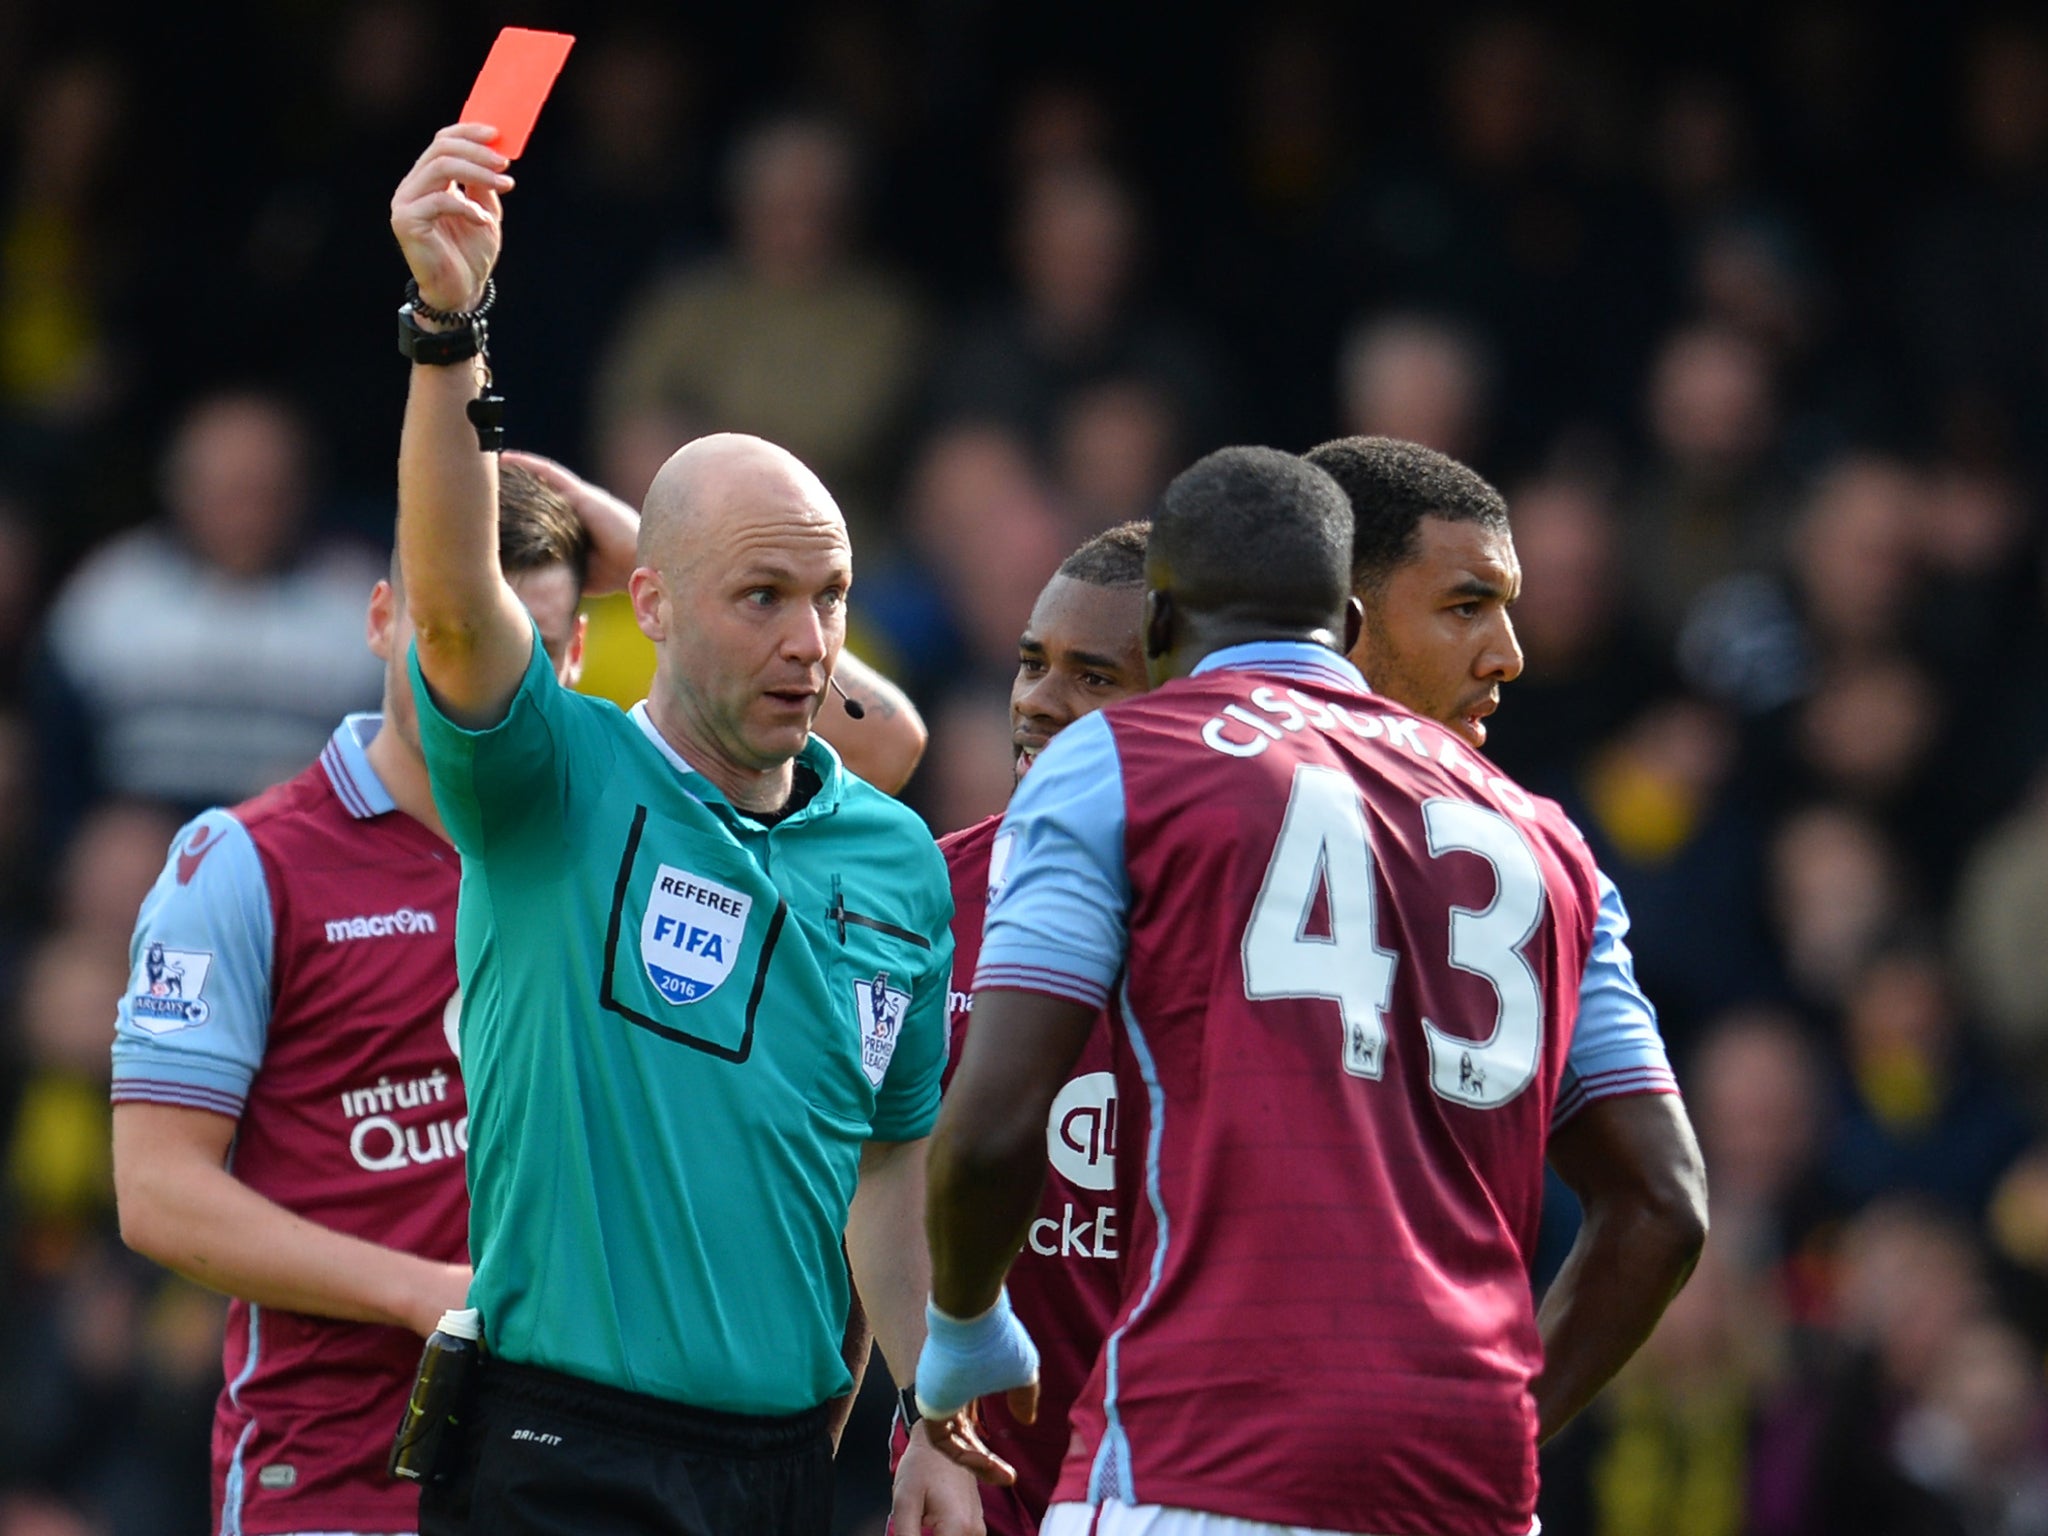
left=0, top=1, right=2046, bottom=1532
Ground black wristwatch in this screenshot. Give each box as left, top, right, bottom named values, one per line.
left=397, top=304, right=486, bottom=366
left=897, top=1385, right=922, bottom=1428
left=394, top=279, right=506, bottom=448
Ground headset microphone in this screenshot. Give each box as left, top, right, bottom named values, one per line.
left=828, top=676, right=866, bottom=719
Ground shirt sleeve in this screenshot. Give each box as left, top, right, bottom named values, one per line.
left=869, top=889, right=955, bottom=1143
left=1554, top=870, right=1680, bottom=1129
left=976, top=710, right=1131, bottom=1010
left=110, top=811, right=274, bottom=1119
left=409, top=619, right=578, bottom=856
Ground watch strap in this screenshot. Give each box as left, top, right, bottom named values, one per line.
left=397, top=305, right=485, bottom=366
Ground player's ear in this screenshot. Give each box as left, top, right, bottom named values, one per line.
left=1341, top=595, right=1364, bottom=659
left=366, top=579, right=398, bottom=660
left=1142, top=589, right=1173, bottom=664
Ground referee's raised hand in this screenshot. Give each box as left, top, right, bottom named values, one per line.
left=390, top=124, right=512, bottom=314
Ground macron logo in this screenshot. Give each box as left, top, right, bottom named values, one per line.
left=176, top=823, right=224, bottom=885
left=325, top=908, right=439, bottom=944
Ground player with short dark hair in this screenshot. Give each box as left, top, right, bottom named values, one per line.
left=906, top=519, right=1149, bottom=1533
left=918, top=445, right=1702, bottom=1536
left=1050, top=520, right=1148, bottom=588
left=1013, top=522, right=1151, bottom=785
left=1311, top=434, right=1511, bottom=591
left=1308, top=435, right=1519, bottom=747
left=1145, top=457, right=1352, bottom=612
left=1309, top=434, right=1709, bottom=1440
left=928, top=443, right=1692, bottom=1530
left=110, top=477, right=603, bottom=1536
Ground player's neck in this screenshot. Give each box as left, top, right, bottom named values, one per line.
left=1174, top=620, right=1345, bottom=678
left=364, top=722, right=452, bottom=842
left=644, top=691, right=796, bottom=814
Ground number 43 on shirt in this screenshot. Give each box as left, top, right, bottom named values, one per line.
left=1242, top=763, right=1546, bottom=1110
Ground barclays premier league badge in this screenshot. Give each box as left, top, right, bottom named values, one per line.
left=129, top=942, right=214, bottom=1034
left=641, top=864, right=752, bottom=1005
left=853, top=972, right=912, bottom=1087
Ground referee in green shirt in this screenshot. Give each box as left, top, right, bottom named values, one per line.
left=391, top=125, right=985, bottom=1536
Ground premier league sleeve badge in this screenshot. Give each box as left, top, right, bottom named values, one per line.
left=129, top=941, right=216, bottom=1033
left=853, top=972, right=912, bottom=1087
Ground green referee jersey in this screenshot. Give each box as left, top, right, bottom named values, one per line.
left=409, top=631, right=953, bottom=1415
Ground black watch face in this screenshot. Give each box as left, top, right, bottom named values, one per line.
left=399, top=308, right=481, bottom=365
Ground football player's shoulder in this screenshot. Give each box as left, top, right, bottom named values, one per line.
left=134, top=805, right=272, bottom=950
left=1522, top=783, right=1579, bottom=837
left=938, top=811, right=1001, bottom=873
left=225, top=754, right=405, bottom=871
left=1513, top=781, right=1602, bottom=890
left=229, top=760, right=330, bottom=836
left=1519, top=782, right=1590, bottom=849
left=1038, top=689, right=1179, bottom=765
left=1108, top=677, right=1207, bottom=724
left=157, top=804, right=261, bottom=890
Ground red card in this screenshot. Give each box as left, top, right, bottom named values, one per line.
left=459, top=27, right=575, bottom=161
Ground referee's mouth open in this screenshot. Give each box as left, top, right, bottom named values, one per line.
left=766, top=684, right=825, bottom=717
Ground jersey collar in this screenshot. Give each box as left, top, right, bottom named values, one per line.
left=320, top=714, right=400, bottom=819
left=628, top=701, right=845, bottom=825
left=629, top=700, right=699, bottom=777
left=1190, top=640, right=1368, bottom=693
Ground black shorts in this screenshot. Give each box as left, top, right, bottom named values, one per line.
left=418, top=1356, right=833, bottom=1536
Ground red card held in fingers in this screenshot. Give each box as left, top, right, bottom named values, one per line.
left=459, top=27, right=575, bottom=161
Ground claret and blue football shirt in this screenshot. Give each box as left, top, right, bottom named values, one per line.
left=978, top=641, right=1678, bottom=1535
left=111, top=713, right=470, bottom=1536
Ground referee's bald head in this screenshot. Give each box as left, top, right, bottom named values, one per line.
left=638, top=433, right=845, bottom=576
left=628, top=432, right=853, bottom=780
